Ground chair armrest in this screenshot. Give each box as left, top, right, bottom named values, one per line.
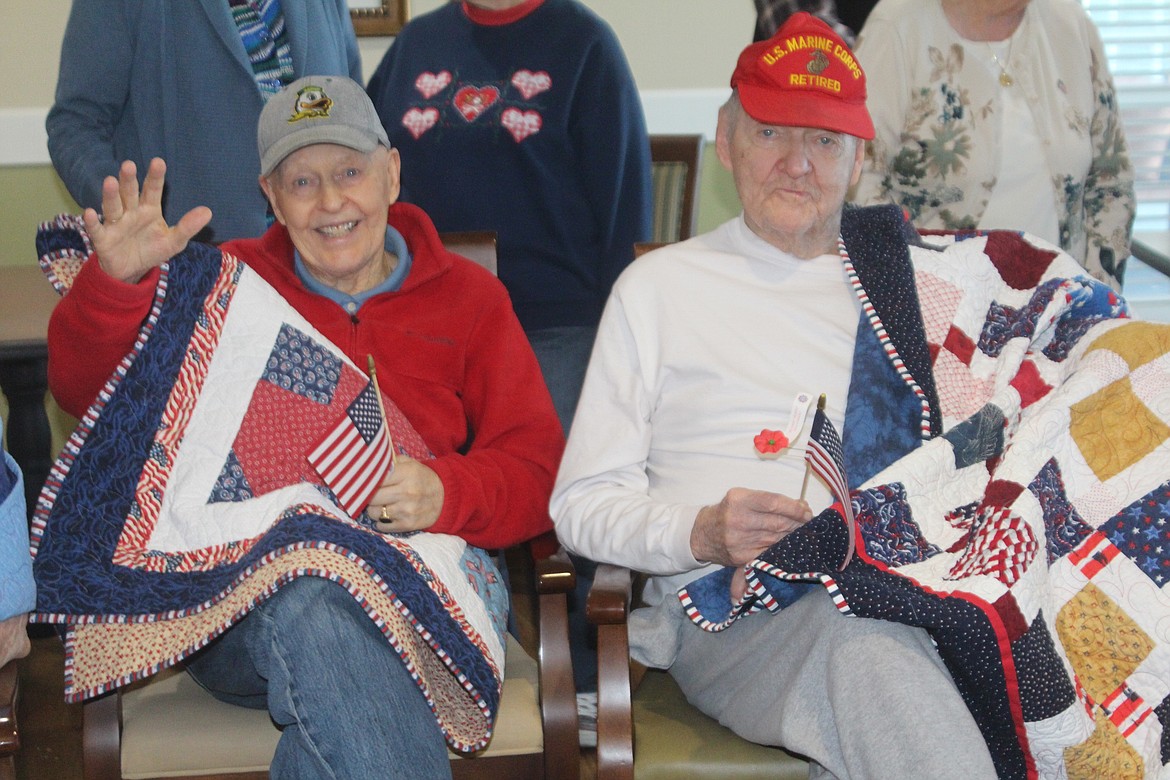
left=83, top=691, right=122, bottom=780
left=588, top=564, right=635, bottom=780
left=0, top=660, right=18, bottom=765
left=535, top=554, right=580, bottom=780
left=586, top=563, right=632, bottom=624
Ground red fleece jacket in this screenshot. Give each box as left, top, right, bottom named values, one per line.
left=48, top=202, right=564, bottom=550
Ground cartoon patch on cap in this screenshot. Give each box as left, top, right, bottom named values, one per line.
left=289, top=85, right=333, bottom=123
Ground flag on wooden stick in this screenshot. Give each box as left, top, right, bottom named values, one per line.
left=304, top=356, right=396, bottom=518
left=306, top=378, right=394, bottom=518
left=804, top=394, right=856, bottom=568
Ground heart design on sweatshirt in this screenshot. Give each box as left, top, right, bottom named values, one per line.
left=511, top=70, right=551, bottom=100
left=501, top=108, right=542, bottom=142
left=415, top=71, right=452, bottom=99
left=402, top=107, right=439, bottom=139
left=453, top=86, right=500, bottom=122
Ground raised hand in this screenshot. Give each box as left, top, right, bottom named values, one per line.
left=81, top=158, right=212, bottom=284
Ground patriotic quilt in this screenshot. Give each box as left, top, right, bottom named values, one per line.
left=29, top=216, right=509, bottom=752
left=681, top=229, right=1170, bottom=779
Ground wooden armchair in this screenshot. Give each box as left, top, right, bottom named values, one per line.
left=587, top=563, right=810, bottom=780
left=79, top=231, right=581, bottom=780
left=82, top=552, right=579, bottom=780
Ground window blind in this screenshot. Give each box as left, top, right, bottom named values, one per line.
left=1084, top=0, right=1170, bottom=232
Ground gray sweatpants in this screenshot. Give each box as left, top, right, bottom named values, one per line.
left=669, top=587, right=998, bottom=780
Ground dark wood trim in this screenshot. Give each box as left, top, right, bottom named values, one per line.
left=452, top=752, right=542, bottom=779
left=350, top=0, right=409, bottom=36
left=0, top=265, right=60, bottom=521
left=536, top=555, right=580, bottom=780
left=588, top=564, right=634, bottom=780
left=82, top=693, right=121, bottom=780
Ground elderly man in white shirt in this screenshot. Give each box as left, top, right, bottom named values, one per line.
left=552, top=13, right=997, bottom=780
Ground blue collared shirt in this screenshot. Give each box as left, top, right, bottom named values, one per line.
left=293, top=225, right=413, bottom=315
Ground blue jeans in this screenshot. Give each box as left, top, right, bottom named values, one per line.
left=525, top=325, right=596, bottom=435
left=185, top=577, right=452, bottom=779
left=526, top=325, right=599, bottom=692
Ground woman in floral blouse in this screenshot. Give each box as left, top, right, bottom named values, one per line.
left=851, top=0, right=1135, bottom=290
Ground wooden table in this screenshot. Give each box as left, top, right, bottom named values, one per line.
left=0, top=265, right=60, bottom=519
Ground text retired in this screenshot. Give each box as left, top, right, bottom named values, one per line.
left=788, top=73, right=841, bottom=92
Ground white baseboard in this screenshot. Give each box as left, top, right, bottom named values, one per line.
left=638, top=88, right=725, bottom=140
left=0, top=88, right=727, bottom=168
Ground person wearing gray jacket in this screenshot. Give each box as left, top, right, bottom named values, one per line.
left=47, top=0, right=361, bottom=244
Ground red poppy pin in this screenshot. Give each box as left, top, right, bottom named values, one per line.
left=753, top=429, right=789, bottom=457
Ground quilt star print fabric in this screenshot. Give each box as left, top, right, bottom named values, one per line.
left=29, top=216, right=509, bottom=753
left=681, top=224, right=1170, bottom=779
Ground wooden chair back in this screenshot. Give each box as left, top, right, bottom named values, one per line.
left=648, top=135, right=704, bottom=244
left=442, top=230, right=499, bottom=276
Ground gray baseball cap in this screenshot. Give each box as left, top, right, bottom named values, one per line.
left=258, top=75, right=391, bottom=176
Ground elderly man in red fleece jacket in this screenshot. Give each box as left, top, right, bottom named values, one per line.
left=47, top=75, right=563, bottom=780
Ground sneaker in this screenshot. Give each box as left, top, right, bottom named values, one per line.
left=576, top=691, right=597, bottom=748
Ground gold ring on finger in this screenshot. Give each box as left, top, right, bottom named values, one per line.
left=380, top=505, right=392, bottom=522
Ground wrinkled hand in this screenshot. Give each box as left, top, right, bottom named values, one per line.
left=82, top=158, right=212, bottom=284
left=690, top=487, right=812, bottom=569
left=367, top=455, right=444, bottom=534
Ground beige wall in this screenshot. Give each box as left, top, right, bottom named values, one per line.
left=0, top=0, right=748, bottom=267
left=5, top=0, right=753, bottom=104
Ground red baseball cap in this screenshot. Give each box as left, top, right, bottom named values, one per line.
left=730, top=12, right=874, bottom=140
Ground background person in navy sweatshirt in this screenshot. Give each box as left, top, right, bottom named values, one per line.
left=367, top=0, right=652, bottom=436
left=367, top=0, right=653, bottom=717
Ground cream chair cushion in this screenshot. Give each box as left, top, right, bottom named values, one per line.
left=631, top=669, right=809, bottom=780
left=121, top=633, right=540, bottom=779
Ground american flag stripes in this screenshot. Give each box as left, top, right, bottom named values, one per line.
left=307, top=383, right=393, bottom=518
left=805, top=395, right=856, bottom=568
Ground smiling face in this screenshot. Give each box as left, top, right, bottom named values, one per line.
left=716, top=97, right=864, bottom=259
left=260, top=143, right=401, bottom=295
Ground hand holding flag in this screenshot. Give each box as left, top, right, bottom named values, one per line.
left=304, top=356, right=396, bottom=519
left=360, top=356, right=442, bottom=534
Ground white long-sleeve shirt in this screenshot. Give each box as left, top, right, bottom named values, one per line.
left=551, top=215, right=858, bottom=665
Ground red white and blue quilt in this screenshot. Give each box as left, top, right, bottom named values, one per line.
left=682, top=229, right=1170, bottom=779
left=29, top=216, right=508, bottom=753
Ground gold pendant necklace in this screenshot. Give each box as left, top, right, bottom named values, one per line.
left=989, top=42, right=1014, bottom=87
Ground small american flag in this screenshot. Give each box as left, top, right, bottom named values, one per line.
left=805, top=395, right=856, bottom=568
left=307, top=382, right=393, bottom=518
